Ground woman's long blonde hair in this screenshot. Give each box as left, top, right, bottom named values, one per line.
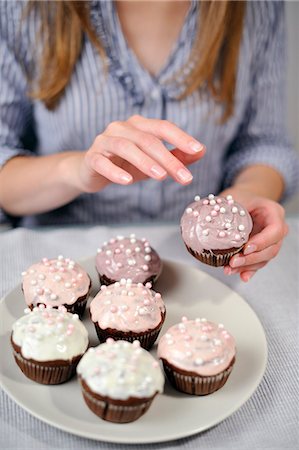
left=27, top=0, right=246, bottom=121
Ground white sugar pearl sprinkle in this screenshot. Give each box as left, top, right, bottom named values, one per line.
left=135, top=247, right=141, bottom=253
left=142, top=265, right=149, bottom=271
left=226, top=195, right=233, bottom=200
left=219, top=231, right=226, bottom=238
left=225, top=222, right=231, bottom=229
left=145, top=247, right=151, bottom=254
left=65, top=282, right=71, bottom=288
left=30, top=280, right=37, bottom=286
left=202, top=229, right=209, bottom=236
left=106, top=250, right=112, bottom=256
left=130, top=238, right=136, bottom=244
left=238, top=224, right=245, bottom=231
left=240, top=210, right=245, bottom=216
left=209, top=199, right=216, bottom=206
left=205, top=215, right=212, bottom=222
left=193, top=210, right=199, bottom=217
left=50, top=293, right=58, bottom=300
left=208, top=194, right=215, bottom=199
left=186, top=207, right=193, bottom=214
left=194, top=358, right=204, bottom=366
left=125, top=249, right=132, bottom=255
left=21, top=271, right=27, bottom=276
left=232, top=206, right=238, bottom=213
left=55, top=275, right=62, bottom=281
left=194, top=195, right=200, bottom=201
left=144, top=255, right=151, bottom=262
left=220, top=207, right=226, bottom=213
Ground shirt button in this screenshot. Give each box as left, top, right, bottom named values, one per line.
left=150, top=88, right=160, bottom=100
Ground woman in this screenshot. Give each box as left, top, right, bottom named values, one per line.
left=0, top=0, right=298, bottom=282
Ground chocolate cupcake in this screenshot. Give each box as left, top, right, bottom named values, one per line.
left=95, top=234, right=162, bottom=285
left=181, top=194, right=253, bottom=267
left=90, top=279, right=166, bottom=350
left=158, top=317, right=236, bottom=395
left=77, top=339, right=164, bottom=423
left=11, top=305, right=89, bottom=384
left=21, top=255, right=91, bottom=318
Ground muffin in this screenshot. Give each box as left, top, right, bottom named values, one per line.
left=11, top=305, right=89, bottom=384
left=90, top=279, right=166, bottom=350
left=77, top=339, right=164, bottom=423
left=95, top=234, right=162, bottom=285
left=158, top=317, right=236, bottom=395
left=21, top=255, right=91, bottom=317
left=180, top=194, right=253, bottom=267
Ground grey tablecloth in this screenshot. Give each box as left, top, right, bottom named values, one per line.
left=0, top=219, right=298, bottom=450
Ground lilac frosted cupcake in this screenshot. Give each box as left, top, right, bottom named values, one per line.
left=95, top=234, right=162, bottom=285
left=180, top=194, right=253, bottom=267
left=89, top=279, right=166, bottom=350
left=21, top=256, right=91, bottom=318
left=158, top=317, right=236, bottom=395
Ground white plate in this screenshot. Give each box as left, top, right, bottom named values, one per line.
left=0, top=258, right=267, bottom=444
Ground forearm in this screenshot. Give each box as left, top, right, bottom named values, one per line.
left=0, top=152, right=107, bottom=216
left=222, top=165, right=285, bottom=202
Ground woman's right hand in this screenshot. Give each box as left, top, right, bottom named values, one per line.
left=77, top=115, right=205, bottom=193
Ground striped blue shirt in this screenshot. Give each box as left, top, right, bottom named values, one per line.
left=0, top=0, right=298, bottom=226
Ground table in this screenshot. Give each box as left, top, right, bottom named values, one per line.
left=0, top=219, right=298, bottom=450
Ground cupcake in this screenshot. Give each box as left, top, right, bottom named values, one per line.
left=11, top=305, right=89, bottom=384
left=21, top=255, right=91, bottom=317
left=95, top=234, right=162, bottom=285
left=158, top=317, right=236, bottom=395
left=180, top=194, right=253, bottom=267
left=90, top=279, right=166, bottom=350
left=77, top=339, right=164, bottom=423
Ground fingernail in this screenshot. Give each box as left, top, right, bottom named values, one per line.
left=244, top=244, right=257, bottom=256
left=244, top=272, right=255, bottom=282
left=120, top=173, right=133, bottom=183
left=177, top=168, right=193, bottom=183
left=230, top=256, right=246, bottom=268
left=151, top=165, right=167, bottom=178
left=189, top=141, right=204, bottom=153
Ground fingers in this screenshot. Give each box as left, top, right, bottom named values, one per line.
left=127, top=115, right=205, bottom=155
left=89, top=154, right=133, bottom=184
left=94, top=135, right=168, bottom=181
left=107, top=127, right=194, bottom=183
left=230, top=241, right=282, bottom=269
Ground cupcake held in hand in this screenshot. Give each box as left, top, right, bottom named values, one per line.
left=90, top=279, right=166, bottom=350
left=95, top=234, right=162, bottom=285
left=77, top=339, right=164, bottom=423
left=158, top=317, right=236, bottom=395
left=180, top=194, right=253, bottom=267
left=11, top=305, right=89, bottom=384
left=21, top=255, right=91, bottom=318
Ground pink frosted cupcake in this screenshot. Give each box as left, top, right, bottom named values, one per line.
left=158, top=317, right=236, bottom=395
left=95, top=234, right=162, bottom=285
left=89, top=280, right=166, bottom=350
left=21, top=256, right=91, bottom=318
left=181, top=194, right=253, bottom=267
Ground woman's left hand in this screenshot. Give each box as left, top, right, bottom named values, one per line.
left=220, top=189, right=288, bottom=282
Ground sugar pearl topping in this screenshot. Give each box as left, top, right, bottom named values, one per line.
left=95, top=236, right=162, bottom=283
left=77, top=340, right=164, bottom=400
left=21, top=257, right=90, bottom=308
left=181, top=194, right=253, bottom=252
left=158, top=318, right=235, bottom=376
left=12, top=306, right=88, bottom=361
left=90, top=281, right=165, bottom=333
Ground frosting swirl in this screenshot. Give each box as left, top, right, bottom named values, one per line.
left=22, top=256, right=90, bottom=307
left=158, top=317, right=236, bottom=376
left=90, top=280, right=165, bottom=333
left=12, top=305, right=89, bottom=361
left=181, top=194, right=253, bottom=252
left=77, top=340, right=164, bottom=400
left=95, top=234, right=162, bottom=283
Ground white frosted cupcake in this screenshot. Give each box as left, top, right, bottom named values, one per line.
left=158, top=317, right=236, bottom=395
left=11, top=305, right=89, bottom=384
left=90, top=279, right=166, bottom=350
left=77, top=339, right=164, bottom=423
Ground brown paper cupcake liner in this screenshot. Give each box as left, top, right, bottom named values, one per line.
left=185, top=244, right=244, bottom=267
left=11, top=338, right=83, bottom=384
left=93, top=312, right=165, bottom=350
left=162, top=357, right=235, bottom=395
left=79, top=378, right=156, bottom=423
